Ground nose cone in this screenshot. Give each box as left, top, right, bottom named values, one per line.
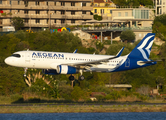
left=4, top=57, right=19, bottom=67
left=4, top=57, right=11, bottom=65
left=5, top=57, right=14, bottom=66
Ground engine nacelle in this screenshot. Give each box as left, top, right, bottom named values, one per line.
left=42, top=69, right=59, bottom=75
left=57, top=65, right=78, bottom=74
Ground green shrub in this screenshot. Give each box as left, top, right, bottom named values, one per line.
left=10, top=94, right=23, bottom=102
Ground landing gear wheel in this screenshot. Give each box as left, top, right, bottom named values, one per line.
left=79, top=75, right=85, bottom=80
left=23, top=74, right=27, bottom=77
left=23, top=67, right=28, bottom=77
left=69, top=75, right=75, bottom=81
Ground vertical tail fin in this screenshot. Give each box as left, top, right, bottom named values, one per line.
left=128, top=33, right=155, bottom=60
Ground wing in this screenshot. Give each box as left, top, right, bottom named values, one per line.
left=63, top=47, right=125, bottom=69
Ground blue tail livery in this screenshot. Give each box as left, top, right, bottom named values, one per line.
left=113, top=33, right=156, bottom=72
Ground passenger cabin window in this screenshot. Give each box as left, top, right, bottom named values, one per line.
left=11, top=54, right=21, bottom=58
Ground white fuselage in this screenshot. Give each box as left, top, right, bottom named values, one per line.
left=5, top=50, right=127, bottom=72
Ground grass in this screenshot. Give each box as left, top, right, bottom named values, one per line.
left=0, top=105, right=166, bottom=113
left=1, top=94, right=166, bottom=113
left=0, top=96, right=14, bottom=104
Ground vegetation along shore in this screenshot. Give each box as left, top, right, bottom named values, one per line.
left=1, top=104, right=166, bottom=113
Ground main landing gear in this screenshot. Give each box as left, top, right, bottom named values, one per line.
left=69, top=75, right=75, bottom=81
left=69, top=70, right=85, bottom=81
left=68, top=75, right=85, bottom=81
left=79, top=70, right=85, bottom=80
left=79, top=75, right=85, bottom=80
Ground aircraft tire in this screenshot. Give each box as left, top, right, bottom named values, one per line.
left=69, top=75, right=74, bottom=81
left=79, top=75, right=85, bottom=80
left=23, top=74, right=27, bottom=77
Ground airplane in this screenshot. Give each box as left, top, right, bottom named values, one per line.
left=5, top=33, right=157, bottom=81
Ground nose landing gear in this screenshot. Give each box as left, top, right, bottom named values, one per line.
left=24, top=67, right=28, bottom=77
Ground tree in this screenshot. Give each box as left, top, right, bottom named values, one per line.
left=138, top=0, right=153, bottom=6
left=71, top=86, right=83, bottom=101
left=11, top=17, right=24, bottom=30
left=0, top=66, right=26, bottom=95
left=127, top=0, right=140, bottom=7
left=112, top=0, right=127, bottom=6
left=154, top=14, right=166, bottom=26
left=120, top=30, right=135, bottom=42
left=94, top=14, right=102, bottom=21
left=159, top=43, right=166, bottom=68
left=112, top=0, right=153, bottom=6
left=106, top=42, right=134, bottom=56
left=153, top=14, right=166, bottom=41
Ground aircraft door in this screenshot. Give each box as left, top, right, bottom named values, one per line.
left=25, top=53, right=30, bottom=63
left=125, top=58, right=130, bottom=67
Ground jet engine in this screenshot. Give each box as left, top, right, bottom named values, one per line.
left=57, top=65, right=79, bottom=74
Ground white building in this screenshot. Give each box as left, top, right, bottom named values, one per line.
left=154, top=0, right=166, bottom=16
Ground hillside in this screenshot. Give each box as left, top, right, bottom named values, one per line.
left=0, top=30, right=166, bottom=103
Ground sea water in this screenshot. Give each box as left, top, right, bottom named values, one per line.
left=0, top=112, right=166, bottom=120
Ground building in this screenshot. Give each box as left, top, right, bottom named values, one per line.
left=91, top=0, right=116, bottom=19
left=154, top=0, right=166, bottom=16
left=110, top=7, right=155, bottom=40
left=82, top=7, right=155, bottom=41
left=0, top=0, right=93, bottom=31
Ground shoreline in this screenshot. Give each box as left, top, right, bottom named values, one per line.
left=1, top=104, right=166, bottom=113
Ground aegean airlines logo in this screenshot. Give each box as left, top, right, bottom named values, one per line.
left=137, top=35, right=154, bottom=60
left=32, top=52, right=64, bottom=58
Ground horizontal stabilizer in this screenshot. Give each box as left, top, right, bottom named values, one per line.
left=140, top=60, right=162, bottom=64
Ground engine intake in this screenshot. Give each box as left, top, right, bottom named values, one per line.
left=57, top=65, right=78, bottom=74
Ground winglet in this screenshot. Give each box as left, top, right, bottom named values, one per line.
left=73, top=49, right=78, bottom=53
left=116, top=47, right=124, bottom=57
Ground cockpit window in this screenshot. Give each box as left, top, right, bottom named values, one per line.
left=11, top=54, right=21, bottom=58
